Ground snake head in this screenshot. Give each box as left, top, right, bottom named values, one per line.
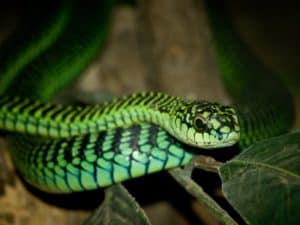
left=171, top=100, right=240, bottom=149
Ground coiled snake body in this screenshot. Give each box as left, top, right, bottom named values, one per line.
left=0, top=0, right=294, bottom=193
left=1, top=92, right=239, bottom=192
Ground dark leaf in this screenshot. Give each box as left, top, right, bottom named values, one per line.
left=219, top=131, right=300, bottom=225
left=83, top=184, right=151, bottom=225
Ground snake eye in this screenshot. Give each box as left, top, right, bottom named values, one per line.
left=193, top=116, right=207, bottom=132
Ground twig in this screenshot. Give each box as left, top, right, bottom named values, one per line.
left=190, top=155, right=223, bottom=173
left=169, top=168, right=238, bottom=225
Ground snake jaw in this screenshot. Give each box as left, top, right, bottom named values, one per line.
left=192, top=131, right=239, bottom=149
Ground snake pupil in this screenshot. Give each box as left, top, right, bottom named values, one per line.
left=194, top=117, right=207, bottom=132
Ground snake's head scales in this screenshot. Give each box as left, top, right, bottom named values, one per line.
left=171, top=100, right=240, bottom=149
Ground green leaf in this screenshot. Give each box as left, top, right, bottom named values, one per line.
left=83, top=184, right=151, bottom=225
left=219, top=131, right=300, bottom=225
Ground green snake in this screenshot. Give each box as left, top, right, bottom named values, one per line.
left=0, top=0, right=294, bottom=193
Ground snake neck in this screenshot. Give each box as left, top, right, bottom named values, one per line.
left=0, top=92, right=182, bottom=137
left=236, top=99, right=294, bottom=148
left=90, top=92, right=181, bottom=135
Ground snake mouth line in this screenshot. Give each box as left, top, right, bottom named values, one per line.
left=199, top=141, right=238, bottom=149
left=183, top=132, right=239, bottom=149
left=191, top=135, right=240, bottom=149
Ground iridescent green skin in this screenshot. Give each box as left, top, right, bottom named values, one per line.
left=1, top=92, right=239, bottom=193
left=0, top=93, right=239, bottom=148
left=9, top=124, right=194, bottom=193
